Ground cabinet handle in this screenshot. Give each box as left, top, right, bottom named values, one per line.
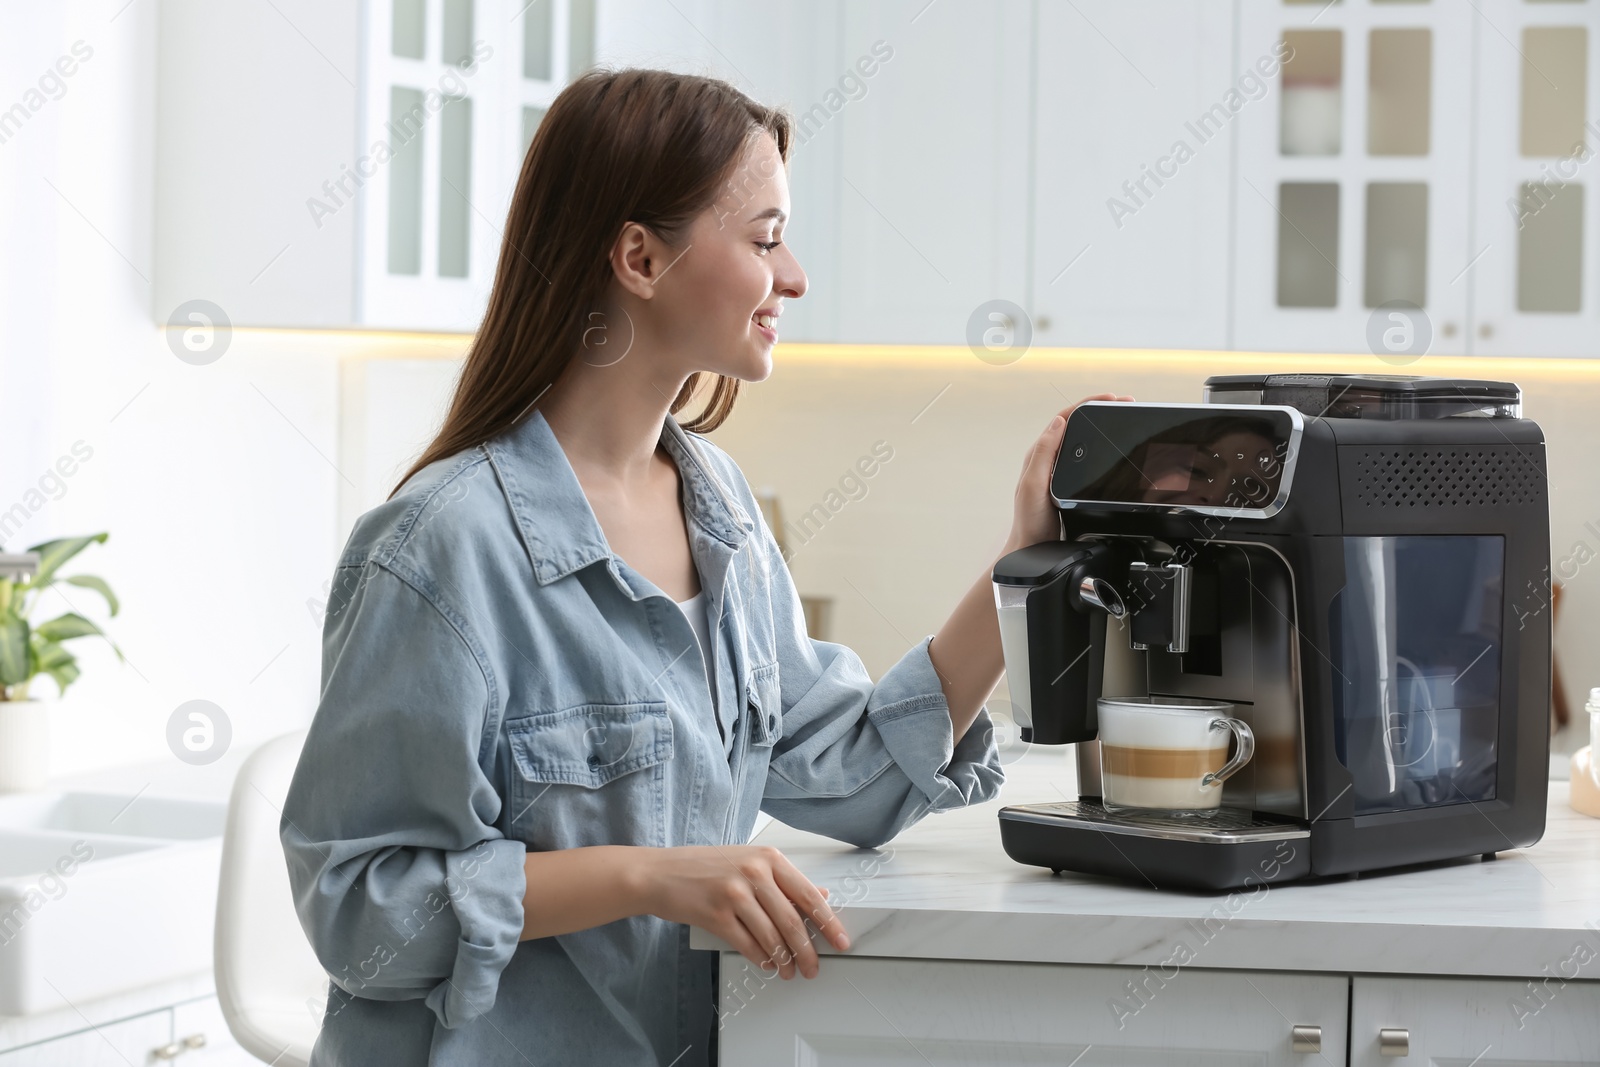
left=1380, top=1027, right=1410, bottom=1056
left=1291, top=1024, right=1321, bottom=1053
left=151, top=1033, right=205, bottom=1059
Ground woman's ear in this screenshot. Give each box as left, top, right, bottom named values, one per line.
left=610, top=221, right=660, bottom=301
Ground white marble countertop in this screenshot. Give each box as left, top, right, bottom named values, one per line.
left=693, top=747, right=1600, bottom=979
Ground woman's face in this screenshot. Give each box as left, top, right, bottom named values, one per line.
left=653, top=131, right=807, bottom=383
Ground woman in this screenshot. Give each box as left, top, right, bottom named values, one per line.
left=282, top=68, right=1123, bottom=1066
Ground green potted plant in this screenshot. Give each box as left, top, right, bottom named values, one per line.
left=0, top=534, right=121, bottom=793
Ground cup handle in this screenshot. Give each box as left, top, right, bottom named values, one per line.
left=1202, top=717, right=1255, bottom=788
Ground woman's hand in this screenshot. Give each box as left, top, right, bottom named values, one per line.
left=1007, top=392, right=1133, bottom=552
left=637, top=844, right=848, bottom=980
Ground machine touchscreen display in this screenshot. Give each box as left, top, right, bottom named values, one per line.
left=1052, top=404, right=1299, bottom=513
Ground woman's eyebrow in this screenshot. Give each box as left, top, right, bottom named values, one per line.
left=748, top=207, right=787, bottom=225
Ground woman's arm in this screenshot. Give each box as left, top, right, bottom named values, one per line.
left=518, top=847, right=641, bottom=939
left=283, top=563, right=528, bottom=1029
left=520, top=845, right=849, bottom=981
left=926, top=394, right=1131, bottom=744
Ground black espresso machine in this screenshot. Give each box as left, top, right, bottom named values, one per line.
left=994, top=374, right=1551, bottom=890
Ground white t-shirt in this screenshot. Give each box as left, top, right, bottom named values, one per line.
left=673, top=590, right=712, bottom=676
left=674, top=590, right=731, bottom=753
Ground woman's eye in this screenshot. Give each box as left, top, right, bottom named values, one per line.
left=756, top=239, right=781, bottom=254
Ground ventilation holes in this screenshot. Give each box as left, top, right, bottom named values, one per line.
left=1351, top=448, right=1541, bottom=508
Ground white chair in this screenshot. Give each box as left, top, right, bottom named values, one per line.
left=214, top=730, right=327, bottom=1066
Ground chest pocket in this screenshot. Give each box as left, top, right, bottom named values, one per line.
left=505, top=702, right=674, bottom=847
left=745, top=663, right=782, bottom=749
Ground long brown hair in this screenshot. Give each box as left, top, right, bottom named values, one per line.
left=392, top=68, right=793, bottom=497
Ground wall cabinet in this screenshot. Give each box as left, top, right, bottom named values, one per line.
left=1030, top=1, right=1235, bottom=351
left=1233, top=1, right=1475, bottom=355
left=1470, top=0, right=1600, bottom=358
left=780, top=0, right=1600, bottom=357
left=151, top=0, right=1600, bottom=353
left=155, top=0, right=595, bottom=332
left=596, top=0, right=1033, bottom=349
left=1234, top=1, right=1600, bottom=357
left=825, top=1, right=1032, bottom=348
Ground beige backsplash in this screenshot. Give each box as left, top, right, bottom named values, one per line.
left=708, top=346, right=1600, bottom=725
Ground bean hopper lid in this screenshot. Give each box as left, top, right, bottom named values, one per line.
left=1202, top=373, right=1521, bottom=420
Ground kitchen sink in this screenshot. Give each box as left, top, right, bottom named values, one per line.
left=0, top=792, right=225, bottom=841
left=0, top=791, right=230, bottom=1016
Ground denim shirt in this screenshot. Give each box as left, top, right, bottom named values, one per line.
left=281, top=407, right=1004, bottom=1067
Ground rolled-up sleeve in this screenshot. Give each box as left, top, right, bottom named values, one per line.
left=750, top=505, right=1005, bottom=849
left=281, top=560, right=526, bottom=1028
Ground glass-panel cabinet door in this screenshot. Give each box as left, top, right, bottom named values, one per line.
left=509, top=0, right=596, bottom=164
left=361, top=0, right=504, bottom=330
left=1471, top=0, right=1600, bottom=357
left=356, top=0, right=597, bottom=331
left=1235, top=2, right=1473, bottom=356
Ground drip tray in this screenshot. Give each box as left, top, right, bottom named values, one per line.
left=1006, top=801, right=1309, bottom=842
left=999, top=802, right=1312, bottom=891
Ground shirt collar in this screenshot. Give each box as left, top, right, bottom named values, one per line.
left=483, top=406, right=753, bottom=587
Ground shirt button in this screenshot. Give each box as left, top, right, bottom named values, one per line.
left=587, top=755, right=601, bottom=767
left=767, top=713, right=779, bottom=733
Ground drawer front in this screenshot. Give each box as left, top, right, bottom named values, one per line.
left=719, top=955, right=1349, bottom=1064
left=0, top=1009, right=170, bottom=1066
left=1352, top=975, right=1600, bottom=1066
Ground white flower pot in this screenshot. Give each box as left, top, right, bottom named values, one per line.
left=0, top=699, right=49, bottom=793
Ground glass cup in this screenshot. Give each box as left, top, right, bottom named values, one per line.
left=1097, top=697, right=1255, bottom=817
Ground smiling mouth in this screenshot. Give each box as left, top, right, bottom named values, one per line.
left=754, top=313, right=777, bottom=329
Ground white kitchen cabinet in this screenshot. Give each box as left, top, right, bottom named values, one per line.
left=0, top=1008, right=171, bottom=1067
left=1470, top=0, right=1600, bottom=358
left=150, top=0, right=1600, bottom=354
left=826, top=0, right=1033, bottom=348
left=704, top=763, right=1600, bottom=1067
left=718, top=956, right=1351, bottom=1064
left=716, top=957, right=1600, bottom=1066
left=0, top=983, right=256, bottom=1067
left=595, top=0, right=1026, bottom=348
left=1030, top=1, right=1235, bottom=351
left=154, top=0, right=360, bottom=329
left=1351, top=975, right=1600, bottom=1066
left=1233, top=0, right=1474, bottom=356
left=155, top=0, right=596, bottom=332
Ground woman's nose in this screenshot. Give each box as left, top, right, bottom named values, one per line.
left=775, top=245, right=807, bottom=300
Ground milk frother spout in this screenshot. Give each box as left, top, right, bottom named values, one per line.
left=993, top=374, right=1551, bottom=891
